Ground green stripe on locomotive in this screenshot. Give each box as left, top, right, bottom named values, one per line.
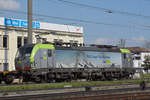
left=30, top=44, right=55, bottom=63
left=120, top=49, right=131, bottom=54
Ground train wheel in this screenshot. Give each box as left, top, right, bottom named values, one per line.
left=23, top=76, right=29, bottom=82
left=34, top=76, right=42, bottom=83
left=4, top=74, right=14, bottom=84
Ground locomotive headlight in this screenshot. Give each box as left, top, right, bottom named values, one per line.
left=17, top=60, right=22, bottom=64
left=25, top=54, right=30, bottom=57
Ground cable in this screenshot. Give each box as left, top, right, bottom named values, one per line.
left=144, top=0, right=150, bottom=2
left=48, top=0, right=150, bottom=19
left=0, top=9, right=150, bottom=31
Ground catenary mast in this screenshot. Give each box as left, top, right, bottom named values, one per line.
left=27, top=0, right=32, bottom=44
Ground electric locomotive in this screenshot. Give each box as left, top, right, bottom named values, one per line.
left=13, top=43, right=135, bottom=83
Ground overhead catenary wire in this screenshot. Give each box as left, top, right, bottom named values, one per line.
left=0, top=9, right=150, bottom=31
left=48, top=0, right=150, bottom=19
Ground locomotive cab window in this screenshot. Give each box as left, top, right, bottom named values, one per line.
left=123, top=54, right=126, bottom=59
left=48, top=50, right=52, bottom=57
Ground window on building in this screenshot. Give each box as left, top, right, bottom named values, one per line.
left=69, top=40, right=78, bottom=43
left=24, top=37, right=27, bottom=45
left=0, top=36, right=2, bottom=47
left=74, top=41, right=78, bottom=43
left=0, top=35, right=8, bottom=48
left=17, top=37, right=22, bottom=48
left=54, top=39, right=63, bottom=42
left=59, top=39, right=63, bottom=42
left=3, top=35, right=8, bottom=48
left=3, top=63, right=8, bottom=71
left=54, top=39, right=58, bottom=42
left=17, top=37, right=28, bottom=48
left=69, top=40, right=73, bottom=43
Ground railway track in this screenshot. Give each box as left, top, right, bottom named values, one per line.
left=0, top=81, right=150, bottom=100
left=1, top=87, right=150, bottom=100
left=0, top=82, right=143, bottom=92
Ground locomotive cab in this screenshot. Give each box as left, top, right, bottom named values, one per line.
left=15, top=44, right=55, bottom=71
left=15, top=44, right=35, bottom=70
left=13, top=44, right=135, bottom=83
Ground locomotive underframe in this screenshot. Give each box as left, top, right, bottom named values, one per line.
left=21, top=68, right=135, bottom=83
left=0, top=68, right=135, bottom=84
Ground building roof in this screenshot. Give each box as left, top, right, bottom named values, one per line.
left=126, top=47, right=150, bottom=53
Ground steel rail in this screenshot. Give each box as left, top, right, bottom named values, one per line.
left=1, top=88, right=150, bottom=100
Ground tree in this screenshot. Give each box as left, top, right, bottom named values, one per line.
left=143, top=55, right=150, bottom=73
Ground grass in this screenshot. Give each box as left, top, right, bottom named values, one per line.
left=140, top=74, right=150, bottom=79
left=0, top=79, right=147, bottom=91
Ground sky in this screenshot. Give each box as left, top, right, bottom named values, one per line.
left=0, top=0, right=150, bottom=47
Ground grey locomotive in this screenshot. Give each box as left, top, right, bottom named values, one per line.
left=13, top=43, right=135, bottom=83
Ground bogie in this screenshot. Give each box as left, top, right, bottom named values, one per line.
left=4, top=74, right=14, bottom=84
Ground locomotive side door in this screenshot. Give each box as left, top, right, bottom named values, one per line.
left=122, top=53, right=128, bottom=68
left=120, top=49, right=131, bottom=68
left=122, top=53, right=132, bottom=68
left=47, top=49, right=55, bottom=68
left=34, top=49, right=55, bottom=69
left=35, top=49, right=48, bottom=68
left=34, top=49, right=49, bottom=68
left=41, top=49, right=48, bottom=68
left=38, top=49, right=54, bottom=68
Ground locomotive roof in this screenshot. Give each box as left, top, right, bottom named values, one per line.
left=55, top=46, right=121, bottom=52
left=19, top=44, right=126, bottom=53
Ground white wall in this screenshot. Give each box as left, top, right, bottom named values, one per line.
left=141, top=52, right=150, bottom=65
left=0, top=17, right=83, bottom=34
left=8, top=31, right=17, bottom=71
left=40, top=22, right=83, bottom=33
left=0, top=17, right=4, bottom=26
left=133, top=52, right=150, bottom=68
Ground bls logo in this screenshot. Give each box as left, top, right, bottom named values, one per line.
left=4, top=18, right=40, bottom=29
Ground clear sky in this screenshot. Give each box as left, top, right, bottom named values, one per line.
left=0, top=0, right=150, bottom=47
